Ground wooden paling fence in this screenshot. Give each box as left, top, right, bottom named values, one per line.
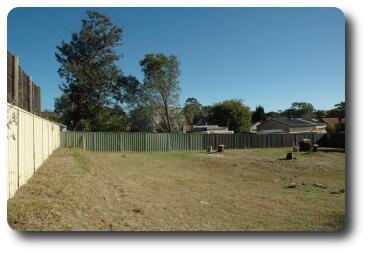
left=7, top=103, right=60, bottom=199
left=7, top=51, right=41, bottom=115
left=61, top=131, right=329, bottom=152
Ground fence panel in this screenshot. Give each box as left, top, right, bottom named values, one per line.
left=34, top=116, right=44, bottom=169
left=18, top=109, right=34, bottom=187
left=60, top=131, right=341, bottom=152
left=7, top=106, right=18, bottom=199
left=282, top=134, right=295, bottom=147
left=7, top=103, right=61, bottom=199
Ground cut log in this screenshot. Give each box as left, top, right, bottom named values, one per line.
left=217, top=144, right=225, bottom=152
left=286, top=152, right=293, bottom=160
left=299, top=140, right=312, bottom=152
left=312, top=144, right=318, bottom=152
left=207, top=146, right=213, bottom=153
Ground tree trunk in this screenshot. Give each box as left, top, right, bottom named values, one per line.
left=164, top=103, right=172, bottom=133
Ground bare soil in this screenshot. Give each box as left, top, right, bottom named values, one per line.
left=8, top=147, right=345, bottom=231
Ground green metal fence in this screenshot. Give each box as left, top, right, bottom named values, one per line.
left=60, top=132, right=203, bottom=152
left=60, top=131, right=332, bottom=152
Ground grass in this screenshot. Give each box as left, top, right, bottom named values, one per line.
left=7, top=147, right=345, bottom=231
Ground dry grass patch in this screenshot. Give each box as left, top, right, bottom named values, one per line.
left=8, top=147, right=345, bottom=231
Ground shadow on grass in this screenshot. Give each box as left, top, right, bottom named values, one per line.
left=318, top=148, right=345, bottom=153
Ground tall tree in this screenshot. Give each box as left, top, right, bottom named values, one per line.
left=183, top=97, right=202, bottom=125
left=315, top=109, right=328, bottom=119
left=252, top=105, right=266, bottom=123
left=209, top=99, right=251, bottom=132
left=139, top=53, right=181, bottom=132
left=55, top=11, right=124, bottom=131
left=283, top=102, right=315, bottom=118
left=265, top=110, right=283, bottom=120
left=327, top=101, right=345, bottom=119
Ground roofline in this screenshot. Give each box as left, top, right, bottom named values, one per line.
left=260, top=118, right=326, bottom=127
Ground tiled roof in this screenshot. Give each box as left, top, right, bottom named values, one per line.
left=321, top=118, right=340, bottom=126
left=272, top=118, right=326, bottom=127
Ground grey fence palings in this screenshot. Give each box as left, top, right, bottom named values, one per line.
left=7, top=51, right=41, bottom=115
left=61, top=132, right=336, bottom=152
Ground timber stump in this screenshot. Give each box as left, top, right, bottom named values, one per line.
left=286, top=152, right=293, bottom=160
left=217, top=145, right=225, bottom=153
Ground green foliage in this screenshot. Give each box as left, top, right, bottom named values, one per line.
left=102, top=105, right=130, bottom=132
left=265, top=111, right=282, bottom=120
left=209, top=99, right=251, bottom=132
left=129, top=107, right=154, bottom=132
left=55, top=11, right=126, bottom=131
left=183, top=98, right=202, bottom=125
left=41, top=110, right=62, bottom=124
left=54, top=93, right=129, bottom=132
left=252, top=105, right=266, bottom=123
left=139, top=53, right=182, bottom=132
left=315, top=109, right=328, bottom=119
left=327, top=101, right=345, bottom=119
left=283, top=102, right=315, bottom=118
left=326, top=124, right=336, bottom=134
left=326, top=119, right=345, bottom=134
left=334, top=119, right=345, bottom=134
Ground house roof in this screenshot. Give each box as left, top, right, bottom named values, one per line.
left=321, top=118, right=339, bottom=126
left=193, top=125, right=228, bottom=131
left=272, top=118, right=326, bottom=127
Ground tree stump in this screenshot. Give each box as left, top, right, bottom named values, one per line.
left=217, top=144, right=225, bottom=152
left=207, top=146, right=213, bottom=153
left=312, top=144, right=318, bottom=152
left=293, top=146, right=298, bottom=152
left=299, top=139, right=312, bottom=152
left=286, top=152, right=293, bottom=160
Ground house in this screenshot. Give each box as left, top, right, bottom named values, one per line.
left=257, top=118, right=327, bottom=134
left=54, top=123, right=67, bottom=132
left=186, top=125, right=234, bottom=134
left=321, top=117, right=340, bottom=127
left=250, top=121, right=262, bottom=133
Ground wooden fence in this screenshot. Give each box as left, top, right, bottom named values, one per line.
left=61, top=131, right=330, bottom=152
left=7, top=103, right=60, bottom=199
left=7, top=51, right=41, bottom=115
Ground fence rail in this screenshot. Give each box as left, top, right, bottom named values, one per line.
left=7, top=103, right=60, bottom=199
left=61, top=131, right=335, bottom=152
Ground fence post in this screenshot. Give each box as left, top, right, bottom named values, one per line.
left=294, top=134, right=297, bottom=147
left=28, top=76, right=33, bottom=114
left=13, top=55, right=19, bottom=106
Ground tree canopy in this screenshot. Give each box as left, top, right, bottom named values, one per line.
left=55, top=11, right=127, bottom=131
left=183, top=98, right=202, bottom=125
left=252, top=105, right=266, bottom=123
left=283, top=102, right=315, bottom=118
left=139, top=53, right=182, bottom=132
left=209, top=99, right=251, bottom=132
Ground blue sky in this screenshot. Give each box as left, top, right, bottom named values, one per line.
left=7, top=7, right=345, bottom=112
